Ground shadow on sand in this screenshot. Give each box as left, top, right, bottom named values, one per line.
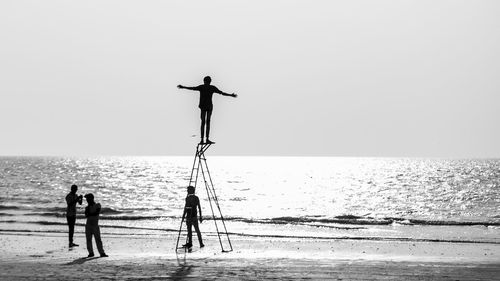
left=170, top=250, right=196, bottom=279
left=169, top=263, right=194, bottom=280
left=65, top=257, right=100, bottom=265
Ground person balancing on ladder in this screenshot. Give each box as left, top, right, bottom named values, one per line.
left=178, top=76, right=237, bottom=144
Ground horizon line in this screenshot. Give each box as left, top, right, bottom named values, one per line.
left=0, top=154, right=499, bottom=160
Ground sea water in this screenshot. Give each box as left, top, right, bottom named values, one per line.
left=1, top=156, right=499, bottom=244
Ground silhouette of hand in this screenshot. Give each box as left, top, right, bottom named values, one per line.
left=200, top=217, right=203, bottom=223
left=177, top=85, right=184, bottom=89
left=232, top=93, right=237, bottom=98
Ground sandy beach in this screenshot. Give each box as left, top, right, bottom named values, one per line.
left=1, top=230, right=499, bottom=280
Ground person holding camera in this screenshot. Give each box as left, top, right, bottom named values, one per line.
left=84, top=193, right=108, bottom=257
left=65, top=184, right=83, bottom=247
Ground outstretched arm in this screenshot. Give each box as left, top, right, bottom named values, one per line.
left=214, top=87, right=237, bottom=98
left=177, top=85, right=199, bottom=91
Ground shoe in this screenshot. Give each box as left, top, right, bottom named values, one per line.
left=100, top=253, right=108, bottom=257
left=69, top=243, right=79, bottom=247
left=182, top=243, right=192, bottom=248
left=87, top=253, right=94, bottom=258
left=199, top=140, right=204, bottom=144
left=200, top=243, right=205, bottom=248
left=205, top=139, right=215, bottom=144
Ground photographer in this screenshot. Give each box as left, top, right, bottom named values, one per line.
left=84, top=193, right=107, bottom=257
left=65, top=184, right=83, bottom=247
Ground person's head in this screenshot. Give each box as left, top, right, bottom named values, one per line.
left=84, top=193, right=94, bottom=204
left=203, top=76, right=211, bottom=85
left=187, top=186, right=195, bottom=195
left=70, top=184, right=78, bottom=193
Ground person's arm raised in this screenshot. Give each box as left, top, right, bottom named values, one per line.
left=177, top=85, right=200, bottom=91
left=214, top=87, right=237, bottom=98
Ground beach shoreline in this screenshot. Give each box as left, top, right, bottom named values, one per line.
left=1, top=230, right=499, bottom=280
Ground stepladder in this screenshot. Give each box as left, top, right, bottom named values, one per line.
left=175, top=143, right=233, bottom=253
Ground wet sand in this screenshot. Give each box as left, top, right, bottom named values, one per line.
left=1, top=230, right=499, bottom=280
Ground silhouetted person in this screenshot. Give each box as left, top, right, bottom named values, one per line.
left=84, top=193, right=108, bottom=257
left=178, top=76, right=237, bottom=144
left=182, top=186, right=204, bottom=248
left=65, top=184, right=83, bottom=247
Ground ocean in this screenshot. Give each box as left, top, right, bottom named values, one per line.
left=1, top=156, right=499, bottom=245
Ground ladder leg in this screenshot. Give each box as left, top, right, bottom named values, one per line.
left=199, top=158, right=225, bottom=251
left=201, top=156, right=233, bottom=251
left=175, top=213, right=186, bottom=250
left=188, top=145, right=202, bottom=188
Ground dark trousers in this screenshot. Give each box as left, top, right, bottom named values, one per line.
left=186, top=218, right=203, bottom=246
left=86, top=224, right=105, bottom=255
left=66, top=216, right=76, bottom=244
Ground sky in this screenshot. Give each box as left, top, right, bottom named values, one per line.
left=0, top=0, right=499, bottom=157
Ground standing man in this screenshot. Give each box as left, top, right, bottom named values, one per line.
left=84, top=193, right=108, bottom=258
left=182, top=186, right=204, bottom=249
left=178, top=76, right=237, bottom=144
left=65, top=184, right=83, bottom=247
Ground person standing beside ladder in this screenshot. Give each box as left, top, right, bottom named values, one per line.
left=177, top=76, right=237, bottom=144
left=182, top=185, right=204, bottom=249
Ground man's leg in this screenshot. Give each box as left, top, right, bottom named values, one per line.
left=206, top=110, right=212, bottom=142
left=85, top=225, right=94, bottom=256
left=200, top=110, right=207, bottom=143
left=93, top=226, right=106, bottom=256
left=192, top=219, right=204, bottom=247
left=186, top=220, right=193, bottom=246
left=67, top=216, right=76, bottom=245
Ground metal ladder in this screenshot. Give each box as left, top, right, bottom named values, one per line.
left=175, top=143, right=233, bottom=252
